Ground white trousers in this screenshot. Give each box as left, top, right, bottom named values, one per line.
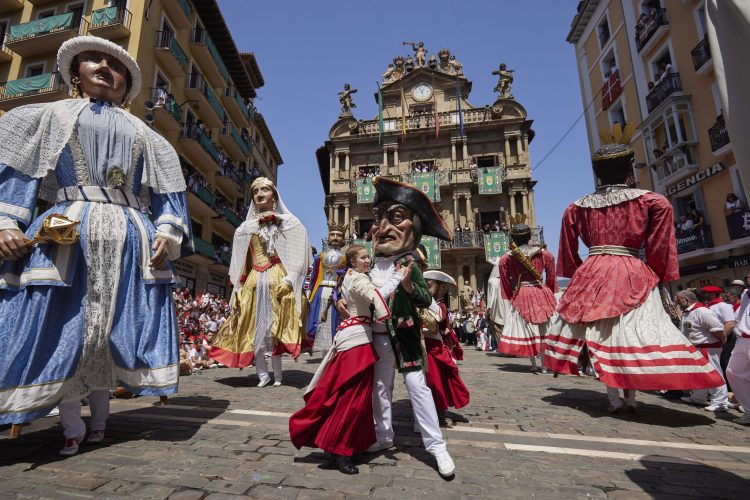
left=692, top=347, right=729, bottom=406
left=255, top=346, right=282, bottom=383
left=372, top=334, right=447, bottom=455
left=606, top=386, right=636, bottom=408
left=59, top=389, right=110, bottom=439
left=727, top=337, right=750, bottom=411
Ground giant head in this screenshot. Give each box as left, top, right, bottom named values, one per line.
left=327, top=223, right=347, bottom=249
left=371, top=177, right=452, bottom=257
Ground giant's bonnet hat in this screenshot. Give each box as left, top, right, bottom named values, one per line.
left=423, top=270, right=457, bottom=287
left=57, top=36, right=142, bottom=101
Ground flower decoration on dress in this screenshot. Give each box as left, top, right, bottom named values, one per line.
left=258, top=212, right=281, bottom=228
left=106, top=167, right=127, bottom=188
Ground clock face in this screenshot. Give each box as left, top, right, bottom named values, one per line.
left=412, top=84, right=432, bottom=101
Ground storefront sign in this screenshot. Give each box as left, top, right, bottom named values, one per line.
left=679, top=259, right=723, bottom=276
left=726, top=210, right=750, bottom=240
left=666, top=163, right=724, bottom=196
left=732, top=254, right=750, bottom=269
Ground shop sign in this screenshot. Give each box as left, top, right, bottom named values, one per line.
left=666, top=163, right=724, bottom=196
left=732, top=254, right=750, bottom=269
left=676, top=227, right=707, bottom=254
left=726, top=210, right=750, bottom=240
left=679, top=259, right=723, bottom=276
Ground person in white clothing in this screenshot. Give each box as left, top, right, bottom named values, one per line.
left=728, top=289, right=750, bottom=425
left=676, top=290, right=730, bottom=411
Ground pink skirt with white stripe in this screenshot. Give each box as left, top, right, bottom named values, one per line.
left=544, top=287, right=725, bottom=390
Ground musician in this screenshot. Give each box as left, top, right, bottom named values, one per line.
left=497, top=215, right=557, bottom=371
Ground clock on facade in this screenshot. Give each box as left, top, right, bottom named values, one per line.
left=412, top=83, right=432, bottom=101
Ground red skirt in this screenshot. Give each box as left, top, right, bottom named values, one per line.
left=425, top=338, right=470, bottom=411
left=289, top=344, right=377, bottom=456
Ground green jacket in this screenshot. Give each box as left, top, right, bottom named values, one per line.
left=385, top=256, right=432, bottom=372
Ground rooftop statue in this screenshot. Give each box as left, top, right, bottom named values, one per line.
left=403, top=41, right=427, bottom=67
left=338, top=83, right=357, bottom=117
left=493, top=63, right=515, bottom=98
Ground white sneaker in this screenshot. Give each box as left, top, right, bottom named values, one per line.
left=366, top=440, right=394, bottom=453
left=59, top=434, right=84, bottom=456
left=734, top=414, right=750, bottom=425
left=273, top=381, right=282, bottom=387
left=257, top=378, right=271, bottom=388
left=87, top=430, right=104, bottom=443
left=434, top=450, right=455, bottom=478
left=704, top=403, right=729, bottom=412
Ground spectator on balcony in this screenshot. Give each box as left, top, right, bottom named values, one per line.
left=725, top=193, right=745, bottom=216
left=647, top=81, right=655, bottom=92
left=652, top=148, right=663, bottom=159
left=482, top=224, right=491, bottom=234
left=193, top=120, right=204, bottom=140
left=492, top=220, right=501, bottom=231
left=689, top=209, right=705, bottom=242
left=212, top=249, right=223, bottom=265
left=654, top=61, right=673, bottom=85
left=679, top=215, right=694, bottom=233
left=154, top=83, right=167, bottom=107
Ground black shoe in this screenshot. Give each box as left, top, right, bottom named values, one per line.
left=336, top=455, right=359, bottom=475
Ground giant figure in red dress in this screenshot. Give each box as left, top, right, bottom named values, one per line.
left=544, top=141, right=724, bottom=412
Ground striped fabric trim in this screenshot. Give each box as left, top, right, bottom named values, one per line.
left=57, top=186, right=140, bottom=209
left=0, top=201, right=32, bottom=224
left=588, top=245, right=640, bottom=257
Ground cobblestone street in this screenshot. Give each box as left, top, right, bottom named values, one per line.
left=2, top=349, right=749, bottom=499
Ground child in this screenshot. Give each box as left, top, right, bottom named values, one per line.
left=289, top=245, right=405, bottom=474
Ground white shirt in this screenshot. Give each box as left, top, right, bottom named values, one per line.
left=736, top=290, right=750, bottom=335
left=709, top=301, right=738, bottom=336
left=368, top=253, right=408, bottom=332
left=681, top=303, right=724, bottom=345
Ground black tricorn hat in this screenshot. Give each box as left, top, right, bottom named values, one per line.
left=373, top=177, right=453, bottom=241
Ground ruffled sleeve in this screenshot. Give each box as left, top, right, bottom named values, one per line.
left=645, top=194, right=679, bottom=283
left=557, top=204, right=582, bottom=278
left=150, top=190, right=191, bottom=260
left=0, top=164, right=41, bottom=231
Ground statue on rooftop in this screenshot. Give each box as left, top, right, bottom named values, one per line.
left=493, top=63, right=515, bottom=98
left=403, top=41, right=427, bottom=67
left=338, top=83, right=357, bottom=117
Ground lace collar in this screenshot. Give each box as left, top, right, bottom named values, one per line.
left=574, top=186, right=649, bottom=208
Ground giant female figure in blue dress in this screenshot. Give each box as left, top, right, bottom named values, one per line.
left=0, top=36, right=191, bottom=455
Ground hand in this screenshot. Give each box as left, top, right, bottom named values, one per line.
left=150, top=236, right=170, bottom=269
left=273, top=281, right=293, bottom=300
left=0, top=229, right=32, bottom=262
left=401, top=262, right=414, bottom=294
left=336, top=297, right=350, bottom=319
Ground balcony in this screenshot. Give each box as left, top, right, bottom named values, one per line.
left=0, top=44, right=12, bottom=64
left=222, top=86, right=253, bottom=126
left=219, top=122, right=251, bottom=160
left=651, top=146, right=699, bottom=186
left=149, top=88, right=182, bottom=132
left=6, top=13, right=88, bottom=58
left=708, top=119, right=731, bottom=155
left=505, top=165, right=530, bottom=180
left=187, top=183, right=217, bottom=219
left=190, top=236, right=215, bottom=263
left=180, top=123, right=221, bottom=174
left=190, top=28, right=230, bottom=88
left=0, top=72, right=67, bottom=111
left=441, top=231, right=485, bottom=251
left=88, top=6, right=131, bottom=40
left=215, top=163, right=244, bottom=199
left=162, top=0, right=193, bottom=29
left=154, top=31, right=188, bottom=77
left=0, top=0, right=23, bottom=15
left=646, top=73, right=682, bottom=113
left=185, top=73, right=225, bottom=128
left=636, top=8, right=668, bottom=53
left=676, top=225, right=713, bottom=255
left=691, top=35, right=712, bottom=75
left=601, top=70, right=622, bottom=111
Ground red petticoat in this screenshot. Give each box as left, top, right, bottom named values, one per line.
left=289, top=344, right=377, bottom=456
left=425, top=338, right=470, bottom=411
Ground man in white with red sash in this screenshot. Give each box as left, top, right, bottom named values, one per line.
left=544, top=140, right=723, bottom=411
left=728, top=288, right=750, bottom=425
left=676, top=289, right=730, bottom=412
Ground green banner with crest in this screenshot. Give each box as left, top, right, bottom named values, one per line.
left=483, top=231, right=509, bottom=262
left=356, top=178, right=376, bottom=203
left=420, top=236, right=441, bottom=269
left=412, top=172, right=440, bottom=202
left=478, top=166, right=502, bottom=195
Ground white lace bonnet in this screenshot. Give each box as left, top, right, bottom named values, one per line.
left=57, top=35, right=142, bottom=101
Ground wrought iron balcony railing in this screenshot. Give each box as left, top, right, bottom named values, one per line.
left=646, top=73, right=681, bottom=113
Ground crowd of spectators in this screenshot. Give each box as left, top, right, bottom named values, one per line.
left=173, top=289, right=230, bottom=375
left=635, top=0, right=665, bottom=48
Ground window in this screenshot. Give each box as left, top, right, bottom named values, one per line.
left=693, top=1, right=707, bottom=38
left=651, top=49, right=674, bottom=82
left=0, top=20, right=8, bottom=46
left=597, top=16, right=611, bottom=47
left=601, top=49, right=618, bottom=79
left=25, top=64, right=45, bottom=78
left=37, top=9, right=56, bottom=19
left=609, top=103, right=626, bottom=128
left=66, top=3, right=85, bottom=28
left=476, top=155, right=497, bottom=168
left=383, top=120, right=396, bottom=131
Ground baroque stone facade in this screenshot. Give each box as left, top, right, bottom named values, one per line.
left=315, top=46, right=541, bottom=309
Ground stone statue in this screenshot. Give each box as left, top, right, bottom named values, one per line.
left=428, top=53, right=438, bottom=69
left=383, top=63, right=396, bottom=83
left=460, top=285, right=474, bottom=311
left=338, top=83, right=357, bottom=117
left=448, top=55, right=463, bottom=76
left=493, top=63, right=515, bottom=98
left=393, top=56, right=406, bottom=81
left=405, top=56, right=415, bottom=72
left=403, top=41, right=427, bottom=67
left=437, top=48, right=452, bottom=73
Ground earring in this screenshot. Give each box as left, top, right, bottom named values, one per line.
left=71, top=77, right=80, bottom=98
left=121, top=97, right=131, bottom=110
left=273, top=201, right=277, bottom=211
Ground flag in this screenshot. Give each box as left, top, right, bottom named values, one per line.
left=400, top=83, right=407, bottom=136
left=433, top=74, right=439, bottom=138
left=377, top=82, right=384, bottom=144
left=456, top=75, right=464, bottom=138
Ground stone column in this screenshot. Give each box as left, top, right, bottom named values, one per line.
left=329, top=153, right=334, bottom=171
left=334, top=153, right=340, bottom=171
left=523, top=134, right=529, bottom=163
left=528, top=189, right=537, bottom=228
left=393, top=146, right=399, bottom=168
left=344, top=152, right=350, bottom=171
left=383, top=147, right=388, bottom=167
left=453, top=193, right=460, bottom=230
left=469, top=260, right=477, bottom=293
left=509, top=192, right=516, bottom=217
left=504, top=136, right=511, bottom=164
left=462, top=141, right=469, bottom=163
left=343, top=203, right=350, bottom=235
left=516, top=136, right=522, bottom=164
left=522, top=190, right=529, bottom=215
left=464, top=194, right=472, bottom=230
left=451, top=141, right=457, bottom=163
left=327, top=202, right=333, bottom=224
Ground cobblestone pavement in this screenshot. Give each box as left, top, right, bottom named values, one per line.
left=2, top=349, right=749, bottom=499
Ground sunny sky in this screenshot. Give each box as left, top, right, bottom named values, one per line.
left=219, top=0, right=593, bottom=257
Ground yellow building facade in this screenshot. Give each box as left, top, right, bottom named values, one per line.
left=568, top=0, right=748, bottom=290
left=0, top=0, right=282, bottom=296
